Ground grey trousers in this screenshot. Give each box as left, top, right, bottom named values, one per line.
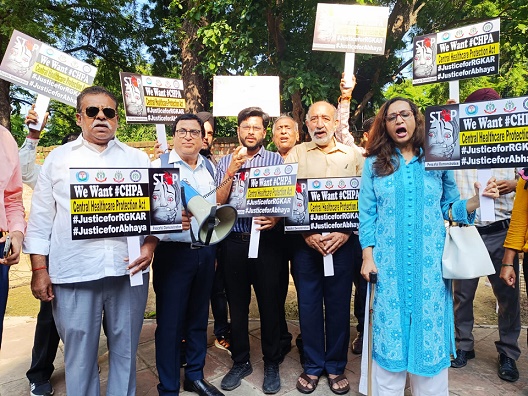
left=453, top=228, right=521, bottom=359
left=52, top=274, right=149, bottom=396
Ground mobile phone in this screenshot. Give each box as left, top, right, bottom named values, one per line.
left=3, top=235, right=11, bottom=258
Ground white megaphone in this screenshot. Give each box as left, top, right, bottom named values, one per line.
left=181, top=180, right=237, bottom=245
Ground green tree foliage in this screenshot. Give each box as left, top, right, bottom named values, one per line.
left=2, top=0, right=153, bottom=145
left=2, top=0, right=528, bottom=144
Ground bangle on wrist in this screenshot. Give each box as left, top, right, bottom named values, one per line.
left=501, top=263, right=514, bottom=267
left=338, top=95, right=351, bottom=103
left=32, top=266, right=48, bottom=272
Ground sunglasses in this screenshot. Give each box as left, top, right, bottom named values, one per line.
left=84, top=106, right=117, bottom=119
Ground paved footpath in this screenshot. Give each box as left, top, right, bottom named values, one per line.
left=1, top=317, right=528, bottom=395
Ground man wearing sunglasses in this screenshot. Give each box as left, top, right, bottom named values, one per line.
left=21, top=105, right=79, bottom=396
left=24, top=86, right=158, bottom=396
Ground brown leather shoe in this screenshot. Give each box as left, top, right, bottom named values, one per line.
left=351, top=333, right=363, bottom=354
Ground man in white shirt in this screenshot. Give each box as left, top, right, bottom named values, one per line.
left=24, top=86, right=158, bottom=396
left=21, top=105, right=78, bottom=396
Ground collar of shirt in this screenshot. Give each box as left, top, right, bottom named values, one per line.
left=74, top=135, right=125, bottom=154
left=167, top=149, right=206, bottom=170
left=304, top=138, right=346, bottom=154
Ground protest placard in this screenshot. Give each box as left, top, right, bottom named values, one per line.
left=227, top=164, right=298, bottom=218
left=312, top=3, right=389, bottom=55
left=424, top=96, right=528, bottom=170
left=0, top=30, right=97, bottom=106
left=212, top=76, right=280, bottom=117
left=285, top=177, right=360, bottom=232
left=120, top=72, right=185, bottom=124
left=413, top=18, right=500, bottom=86
left=69, top=167, right=182, bottom=239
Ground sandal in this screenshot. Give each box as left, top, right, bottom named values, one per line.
left=327, top=373, right=350, bottom=395
left=296, top=372, right=319, bottom=394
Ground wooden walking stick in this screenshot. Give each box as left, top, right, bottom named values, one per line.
left=367, top=271, right=378, bottom=396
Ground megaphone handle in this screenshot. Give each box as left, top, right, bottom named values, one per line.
left=204, top=206, right=217, bottom=245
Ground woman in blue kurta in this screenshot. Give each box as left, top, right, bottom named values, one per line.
left=359, top=97, right=498, bottom=394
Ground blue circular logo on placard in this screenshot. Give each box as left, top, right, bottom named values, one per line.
left=130, top=170, right=142, bottom=182
left=465, top=105, right=478, bottom=115
left=76, top=171, right=89, bottom=182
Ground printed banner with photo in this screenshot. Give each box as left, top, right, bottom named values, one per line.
left=413, top=18, right=500, bottom=86
left=424, top=96, right=528, bottom=170
left=0, top=30, right=97, bottom=107
left=228, top=164, right=298, bottom=218
left=69, top=168, right=182, bottom=240
left=119, top=72, right=185, bottom=124
left=312, top=3, right=389, bottom=55
left=285, top=177, right=360, bottom=233
left=212, top=76, right=280, bottom=117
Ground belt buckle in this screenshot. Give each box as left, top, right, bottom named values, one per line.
left=241, top=234, right=251, bottom=242
left=191, top=242, right=203, bottom=250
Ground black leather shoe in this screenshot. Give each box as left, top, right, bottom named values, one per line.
left=498, top=353, right=519, bottom=382
left=263, top=363, right=280, bottom=394
left=184, top=379, right=224, bottom=396
left=221, top=361, right=253, bottom=391
left=450, top=349, right=475, bottom=368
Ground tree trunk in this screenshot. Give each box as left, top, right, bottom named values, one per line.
left=180, top=18, right=207, bottom=113
left=291, top=90, right=306, bottom=141
left=0, top=80, right=11, bottom=130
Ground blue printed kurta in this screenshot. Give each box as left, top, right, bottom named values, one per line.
left=359, top=151, right=474, bottom=376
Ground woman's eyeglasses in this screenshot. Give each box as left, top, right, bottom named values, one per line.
left=84, top=107, right=117, bottom=119
left=385, top=110, right=413, bottom=123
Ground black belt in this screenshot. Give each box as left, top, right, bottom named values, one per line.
left=477, top=219, right=510, bottom=235
left=228, top=232, right=251, bottom=242
left=159, top=241, right=202, bottom=249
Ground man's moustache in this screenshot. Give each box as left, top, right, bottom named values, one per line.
left=92, top=121, right=111, bottom=128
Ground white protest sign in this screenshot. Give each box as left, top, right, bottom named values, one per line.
left=213, top=76, right=280, bottom=117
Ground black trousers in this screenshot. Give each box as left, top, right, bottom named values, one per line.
left=153, top=242, right=216, bottom=395
left=210, top=254, right=230, bottom=338
left=218, top=231, right=282, bottom=364
left=26, top=257, right=60, bottom=383
left=278, top=233, right=294, bottom=349
left=26, top=300, right=60, bottom=383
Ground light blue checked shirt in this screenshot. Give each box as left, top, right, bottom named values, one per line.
left=216, top=146, right=283, bottom=233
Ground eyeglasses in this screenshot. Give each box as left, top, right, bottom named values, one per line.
left=175, top=129, right=202, bottom=139
left=385, top=110, right=413, bottom=123
left=240, top=125, right=264, bottom=133
left=84, top=106, right=117, bottom=119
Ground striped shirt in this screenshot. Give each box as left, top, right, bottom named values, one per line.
left=454, top=168, right=517, bottom=225
left=216, top=146, right=283, bottom=233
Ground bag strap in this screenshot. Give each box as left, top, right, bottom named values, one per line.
left=201, top=154, right=215, bottom=179
left=160, top=152, right=170, bottom=168
left=447, top=204, right=469, bottom=228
